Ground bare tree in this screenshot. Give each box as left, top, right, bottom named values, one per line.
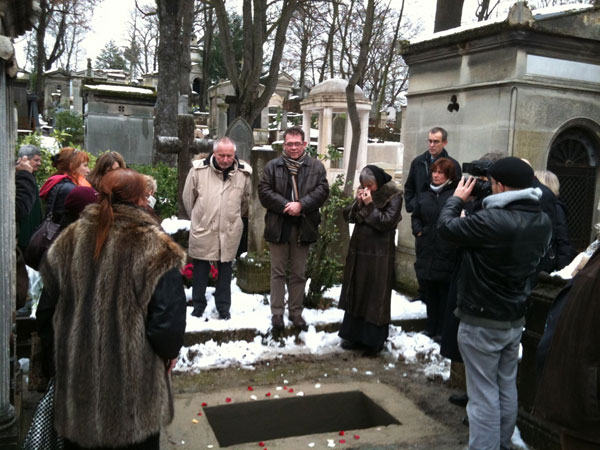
left=31, top=0, right=98, bottom=106
left=210, top=0, right=303, bottom=126
left=344, top=0, right=376, bottom=195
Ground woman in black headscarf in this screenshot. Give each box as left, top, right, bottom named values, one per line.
left=338, top=165, right=403, bottom=356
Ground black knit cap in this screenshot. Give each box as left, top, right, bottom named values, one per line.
left=365, top=165, right=392, bottom=188
left=487, top=157, right=534, bottom=189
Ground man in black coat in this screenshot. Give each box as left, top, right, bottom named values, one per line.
left=438, top=157, right=552, bottom=450
left=404, top=127, right=461, bottom=213
left=258, top=126, right=329, bottom=332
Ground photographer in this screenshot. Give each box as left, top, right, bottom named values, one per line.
left=438, top=157, right=552, bottom=450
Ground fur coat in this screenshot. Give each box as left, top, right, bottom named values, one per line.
left=39, top=203, right=186, bottom=447
left=338, top=181, right=403, bottom=326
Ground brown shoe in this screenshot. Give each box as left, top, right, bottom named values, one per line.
left=271, top=314, right=284, bottom=332
left=290, top=315, right=307, bottom=330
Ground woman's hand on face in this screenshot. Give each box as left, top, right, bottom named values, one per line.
left=356, top=188, right=364, bottom=204
left=362, top=188, right=373, bottom=205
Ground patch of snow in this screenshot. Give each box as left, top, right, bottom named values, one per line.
left=83, top=84, right=154, bottom=95
left=161, top=217, right=190, bottom=234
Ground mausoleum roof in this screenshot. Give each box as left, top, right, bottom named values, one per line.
left=308, top=79, right=367, bottom=100
left=404, top=3, right=599, bottom=56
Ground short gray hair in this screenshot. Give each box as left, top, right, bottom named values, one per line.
left=359, top=166, right=376, bottom=186
left=18, top=144, right=41, bottom=158
left=213, top=137, right=236, bottom=153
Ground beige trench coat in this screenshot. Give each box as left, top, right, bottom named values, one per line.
left=183, top=156, right=251, bottom=262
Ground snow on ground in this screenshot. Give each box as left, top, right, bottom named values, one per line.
left=175, top=277, right=450, bottom=381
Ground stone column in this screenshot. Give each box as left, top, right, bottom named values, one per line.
left=302, top=110, right=311, bottom=144
left=217, top=103, right=228, bottom=138
left=0, top=59, right=16, bottom=430
left=320, top=107, right=333, bottom=158
left=343, top=118, right=353, bottom=172
left=358, top=109, right=370, bottom=170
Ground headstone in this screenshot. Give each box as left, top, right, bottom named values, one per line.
left=236, top=148, right=278, bottom=293
left=226, top=117, right=254, bottom=163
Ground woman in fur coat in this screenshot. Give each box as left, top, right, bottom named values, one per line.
left=338, top=165, right=403, bottom=357
left=37, top=169, right=187, bottom=450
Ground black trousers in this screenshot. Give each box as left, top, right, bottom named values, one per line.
left=64, top=433, right=159, bottom=450
left=192, top=258, right=233, bottom=315
left=422, top=279, right=449, bottom=336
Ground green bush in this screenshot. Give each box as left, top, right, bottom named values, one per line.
left=304, top=174, right=352, bottom=308
left=53, top=110, right=84, bottom=146
left=129, top=163, right=178, bottom=219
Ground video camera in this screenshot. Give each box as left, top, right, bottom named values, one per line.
left=462, top=159, right=493, bottom=198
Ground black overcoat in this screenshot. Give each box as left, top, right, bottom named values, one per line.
left=338, top=181, right=403, bottom=327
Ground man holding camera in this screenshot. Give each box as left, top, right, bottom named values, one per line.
left=404, top=127, right=461, bottom=213
left=438, top=157, right=552, bottom=450
left=183, top=137, right=251, bottom=320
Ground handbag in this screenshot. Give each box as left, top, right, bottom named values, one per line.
left=23, top=378, right=64, bottom=450
left=25, top=183, right=63, bottom=271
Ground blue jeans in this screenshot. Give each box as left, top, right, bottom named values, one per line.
left=458, top=321, right=522, bottom=450
left=192, top=259, right=232, bottom=315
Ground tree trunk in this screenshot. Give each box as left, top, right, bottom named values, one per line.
left=344, top=0, right=375, bottom=196
left=154, top=0, right=182, bottom=165
left=179, top=0, right=194, bottom=104
left=434, top=0, right=464, bottom=32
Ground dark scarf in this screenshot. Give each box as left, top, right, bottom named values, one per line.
left=366, top=165, right=392, bottom=190
left=282, top=151, right=307, bottom=201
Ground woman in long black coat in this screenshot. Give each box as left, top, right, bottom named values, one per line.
left=411, top=157, right=459, bottom=341
left=338, top=165, right=403, bottom=357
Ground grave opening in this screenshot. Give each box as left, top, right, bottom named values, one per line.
left=204, top=390, right=401, bottom=447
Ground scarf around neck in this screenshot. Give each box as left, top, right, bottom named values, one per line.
left=282, top=151, right=307, bottom=201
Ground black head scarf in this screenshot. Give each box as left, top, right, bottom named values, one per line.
left=365, top=165, right=392, bottom=189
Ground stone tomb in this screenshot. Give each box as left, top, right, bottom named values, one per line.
left=82, top=82, right=156, bottom=165
left=396, top=3, right=600, bottom=293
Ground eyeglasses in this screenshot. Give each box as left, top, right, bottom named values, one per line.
left=284, top=142, right=304, bottom=148
left=427, top=139, right=442, bottom=144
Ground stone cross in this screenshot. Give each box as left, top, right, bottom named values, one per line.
left=155, top=114, right=213, bottom=219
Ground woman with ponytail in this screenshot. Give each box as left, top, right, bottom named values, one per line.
left=39, top=147, right=92, bottom=224
left=36, top=169, right=187, bottom=450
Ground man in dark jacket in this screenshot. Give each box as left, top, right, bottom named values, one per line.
left=258, top=126, right=329, bottom=332
left=17, top=144, right=43, bottom=252
left=404, top=127, right=461, bottom=213
left=438, top=157, right=552, bottom=450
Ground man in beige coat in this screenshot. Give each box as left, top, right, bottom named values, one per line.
left=183, top=137, right=251, bottom=319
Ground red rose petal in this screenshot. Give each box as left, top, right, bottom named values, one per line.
left=288, top=388, right=294, bottom=393
left=354, top=434, right=360, bottom=440
left=225, top=397, right=232, bottom=403
left=340, top=439, right=346, bottom=444
left=339, top=431, right=345, bottom=436
left=248, top=386, right=254, bottom=391
left=197, top=412, right=202, bottom=416
left=201, top=402, right=207, bottom=407
left=258, top=442, right=265, bottom=447
left=283, top=386, right=287, bottom=390
left=265, top=392, right=271, bottom=397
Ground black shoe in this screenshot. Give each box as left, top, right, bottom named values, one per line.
left=219, top=312, right=231, bottom=320
left=341, top=340, right=359, bottom=350
left=462, top=415, right=469, bottom=427
left=290, top=315, right=307, bottom=330
left=448, top=393, right=468, bottom=407
left=191, top=307, right=205, bottom=318
left=271, top=314, right=284, bottom=332
left=433, top=335, right=442, bottom=344
left=409, top=297, right=421, bottom=303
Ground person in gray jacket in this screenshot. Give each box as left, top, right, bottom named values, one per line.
left=258, top=126, right=329, bottom=332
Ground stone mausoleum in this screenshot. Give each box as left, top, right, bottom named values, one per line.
left=396, top=2, right=600, bottom=292
left=82, top=81, right=156, bottom=164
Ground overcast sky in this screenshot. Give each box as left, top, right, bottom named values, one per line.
left=14, top=0, right=518, bottom=73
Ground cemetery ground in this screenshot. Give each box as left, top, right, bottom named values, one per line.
left=19, top=277, right=537, bottom=449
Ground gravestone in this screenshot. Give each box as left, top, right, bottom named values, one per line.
left=155, top=114, right=213, bottom=218
left=332, top=115, right=346, bottom=148
left=236, top=148, right=279, bottom=293
left=226, top=117, right=254, bottom=163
